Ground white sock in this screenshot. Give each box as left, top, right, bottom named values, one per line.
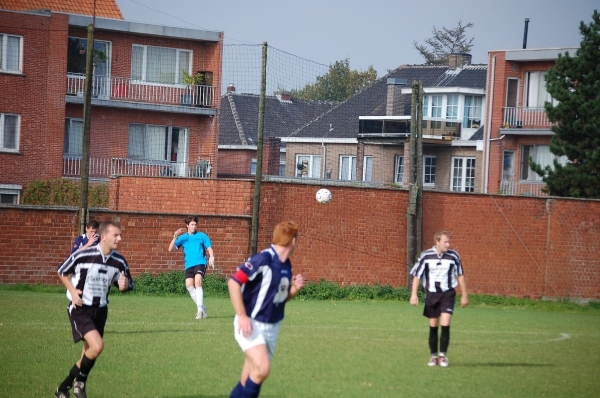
left=196, top=287, right=204, bottom=309
left=187, top=286, right=197, bottom=305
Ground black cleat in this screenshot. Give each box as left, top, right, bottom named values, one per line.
left=73, top=381, right=87, bottom=398
left=55, top=388, right=70, bottom=398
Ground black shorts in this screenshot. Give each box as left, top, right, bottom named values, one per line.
left=67, top=304, right=108, bottom=343
left=185, top=265, right=207, bottom=279
left=423, top=289, right=456, bottom=319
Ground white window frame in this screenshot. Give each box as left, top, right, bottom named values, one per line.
left=339, top=155, right=356, bottom=180
left=0, top=184, right=21, bottom=204
left=296, top=154, right=321, bottom=178
left=251, top=158, right=257, bottom=175
left=423, top=155, right=436, bottom=186
left=64, top=118, right=84, bottom=157
left=128, top=123, right=188, bottom=163
left=131, top=44, right=192, bottom=86
left=525, top=71, right=557, bottom=108
left=363, top=156, right=373, bottom=182
left=394, top=154, right=404, bottom=184
left=451, top=156, right=476, bottom=192
left=0, top=113, right=20, bottom=152
left=0, top=33, right=23, bottom=73
left=463, top=95, right=482, bottom=128
left=502, top=151, right=515, bottom=181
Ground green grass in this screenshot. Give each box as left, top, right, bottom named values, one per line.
left=1, top=291, right=599, bottom=397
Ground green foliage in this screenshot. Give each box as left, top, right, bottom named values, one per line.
left=21, top=178, right=108, bottom=207
left=181, top=70, right=204, bottom=86
left=291, top=58, right=378, bottom=102
left=531, top=10, right=600, bottom=198
left=295, top=279, right=419, bottom=301
left=123, top=271, right=230, bottom=298
left=413, top=20, right=475, bottom=65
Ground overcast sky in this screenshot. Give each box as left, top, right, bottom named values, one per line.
left=116, top=0, right=597, bottom=74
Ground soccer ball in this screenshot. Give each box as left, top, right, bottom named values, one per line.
left=316, top=188, right=332, bottom=204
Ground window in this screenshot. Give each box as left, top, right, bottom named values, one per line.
left=431, top=95, right=443, bottom=129
left=128, top=124, right=188, bottom=163
left=463, top=96, right=482, bottom=128
left=0, top=33, right=22, bottom=73
left=132, top=44, right=191, bottom=84
left=394, top=155, right=404, bottom=183
left=506, top=78, right=519, bottom=108
left=64, top=118, right=83, bottom=156
left=451, top=157, right=476, bottom=192
left=67, top=38, right=110, bottom=75
left=279, top=156, right=286, bottom=177
left=0, top=113, right=19, bottom=151
left=502, top=151, right=515, bottom=181
left=0, top=184, right=21, bottom=204
left=423, top=156, right=436, bottom=185
left=363, top=156, right=373, bottom=181
left=520, top=145, right=567, bottom=181
left=525, top=71, right=556, bottom=107
left=251, top=158, right=257, bottom=175
left=339, top=155, right=356, bottom=180
left=296, top=155, right=321, bottom=178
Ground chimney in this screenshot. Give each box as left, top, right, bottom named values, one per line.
left=227, top=83, right=236, bottom=93
left=386, top=78, right=407, bottom=116
left=522, top=18, right=530, bottom=49
left=274, top=90, right=292, bottom=102
left=448, top=53, right=472, bottom=70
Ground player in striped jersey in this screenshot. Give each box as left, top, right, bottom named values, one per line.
left=410, top=230, right=469, bottom=368
left=228, top=221, right=305, bottom=398
left=55, top=221, right=133, bottom=398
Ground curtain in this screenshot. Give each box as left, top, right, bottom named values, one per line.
left=131, top=45, right=143, bottom=80
left=147, top=47, right=176, bottom=84
left=3, top=115, right=18, bottom=149
left=128, top=124, right=145, bottom=159
left=7, top=35, right=20, bottom=71
left=363, top=157, right=373, bottom=181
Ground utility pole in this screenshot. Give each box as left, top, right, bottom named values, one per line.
left=78, top=1, right=96, bottom=234
left=250, top=42, right=267, bottom=255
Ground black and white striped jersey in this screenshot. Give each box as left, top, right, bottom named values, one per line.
left=410, top=247, right=464, bottom=293
left=57, top=246, right=133, bottom=307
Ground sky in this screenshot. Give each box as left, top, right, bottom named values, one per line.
left=115, top=0, right=597, bottom=75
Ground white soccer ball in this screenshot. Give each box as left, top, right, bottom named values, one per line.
left=316, top=188, right=332, bottom=204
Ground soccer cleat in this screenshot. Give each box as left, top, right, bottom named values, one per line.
left=202, top=305, right=208, bottom=318
left=73, top=381, right=87, bottom=398
left=438, top=356, right=449, bottom=367
left=427, top=356, right=438, bottom=366
left=55, top=388, right=70, bottom=398
left=196, top=311, right=203, bottom=320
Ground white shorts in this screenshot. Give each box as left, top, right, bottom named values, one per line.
left=234, top=315, right=281, bottom=359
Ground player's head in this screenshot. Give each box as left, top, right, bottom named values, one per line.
left=272, top=221, right=299, bottom=248
left=98, top=221, right=122, bottom=251
left=85, top=220, right=99, bottom=236
left=434, top=230, right=451, bottom=253
left=185, top=215, right=198, bottom=233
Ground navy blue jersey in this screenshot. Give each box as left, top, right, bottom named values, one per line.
left=230, top=246, right=292, bottom=324
left=71, top=234, right=99, bottom=254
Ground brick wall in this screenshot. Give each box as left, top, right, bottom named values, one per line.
left=1, top=179, right=599, bottom=299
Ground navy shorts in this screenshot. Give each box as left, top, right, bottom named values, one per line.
left=423, top=289, right=456, bottom=319
left=185, top=264, right=207, bottom=279
left=67, top=304, right=108, bottom=343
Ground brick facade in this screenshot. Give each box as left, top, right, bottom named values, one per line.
left=1, top=178, right=599, bottom=299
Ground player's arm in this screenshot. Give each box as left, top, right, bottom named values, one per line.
left=207, top=246, right=215, bottom=268
left=168, top=228, right=182, bottom=252
left=58, top=273, right=83, bottom=307
left=287, top=273, right=305, bottom=301
left=457, top=274, right=468, bottom=307
left=228, top=274, right=252, bottom=337
left=410, top=275, right=421, bottom=306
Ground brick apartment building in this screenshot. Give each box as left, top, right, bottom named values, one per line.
left=483, top=47, right=577, bottom=196
left=0, top=4, right=223, bottom=203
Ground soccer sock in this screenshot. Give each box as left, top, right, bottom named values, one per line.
left=440, top=325, right=450, bottom=355
left=229, top=381, right=244, bottom=398
left=242, top=377, right=262, bottom=398
left=58, top=364, right=80, bottom=391
left=75, top=354, right=96, bottom=382
left=187, top=286, right=197, bottom=305
left=196, top=287, right=204, bottom=309
left=429, top=326, right=439, bottom=356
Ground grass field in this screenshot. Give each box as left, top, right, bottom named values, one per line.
left=1, top=291, right=599, bottom=398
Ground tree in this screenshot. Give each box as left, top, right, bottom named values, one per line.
left=291, top=59, right=377, bottom=102
left=413, top=20, right=474, bottom=65
left=530, top=10, right=600, bottom=198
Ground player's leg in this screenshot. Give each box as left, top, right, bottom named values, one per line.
left=424, top=292, right=441, bottom=366
left=185, top=268, right=198, bottom=306
left=241, top=344, right=270, bottom=397
left=438, top=289, right=457, bottom=367
left=194, top=269, right=207, bottom=318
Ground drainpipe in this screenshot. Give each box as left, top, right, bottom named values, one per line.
left=484, top=54, right=497, bottom=194
left=322, top=142, right=327, bottom=178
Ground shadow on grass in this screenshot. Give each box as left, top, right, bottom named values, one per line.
left=459, top=363, right=554, bottom=367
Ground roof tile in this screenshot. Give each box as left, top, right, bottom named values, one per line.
left=0, top=0, right=123, bottom=19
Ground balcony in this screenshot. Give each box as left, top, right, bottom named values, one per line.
left=63, top=156, right=212, bottom=179
left=502, top=107, right=553, bottom=129
left=499, top=180, right=548, bottom=197
left=66, top=74, right=216, bottom=112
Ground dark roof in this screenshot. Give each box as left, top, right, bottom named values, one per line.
left=290, top=64, right=487, bottom=139
left=469, top=125, right=484, bottom=140
left=219, top=93, right=337, bottom=146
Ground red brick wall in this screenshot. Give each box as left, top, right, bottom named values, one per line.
left=2, top=180, right=599, bottom=299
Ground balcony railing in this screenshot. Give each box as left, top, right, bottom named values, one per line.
left=502, top=107, right=552, bottom=129
left=63, top=156, right=212, bottom=179
left=499, top=180, right=548, bottom=197
left=66, top=74, right=215, bottom=107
